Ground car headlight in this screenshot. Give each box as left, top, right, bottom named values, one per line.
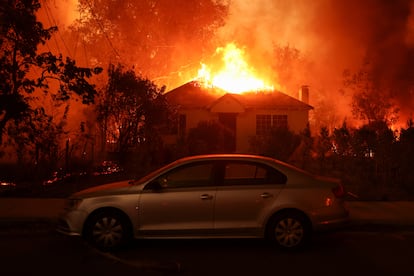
left=65, top=198, right=83, bottom=210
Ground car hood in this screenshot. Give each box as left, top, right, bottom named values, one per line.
left=72, top=180, right=145, bottom=198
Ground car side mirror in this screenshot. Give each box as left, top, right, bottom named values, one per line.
left=144, top=180, right=163, bottom=191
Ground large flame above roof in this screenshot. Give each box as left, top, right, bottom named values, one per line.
left=194, top=43, right=274, bottom=94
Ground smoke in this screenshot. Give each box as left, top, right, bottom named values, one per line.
left=40, top=0, right=79, bottom=28
left=217, top=0, right=414, bottom=124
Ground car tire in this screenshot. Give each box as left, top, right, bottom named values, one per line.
left=84, top=209, right=132, bottom=251
left=267, top=211, right=311, bottom=250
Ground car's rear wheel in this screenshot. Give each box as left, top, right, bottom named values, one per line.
left=84, top=209, right=132, bottom=251
left=267, top=211, right=311, bottom=250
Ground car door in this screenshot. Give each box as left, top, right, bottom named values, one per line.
left=214, top=160, right=286, bottom=236
left=137, top=161, right=218, bottom=236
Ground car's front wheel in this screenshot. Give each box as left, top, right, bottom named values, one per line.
left=84, top=209, right=132, bottom=251
left=267, top=211, right=311, bottom=250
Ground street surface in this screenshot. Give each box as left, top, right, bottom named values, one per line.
left=1, top=229, right=413, bottom=275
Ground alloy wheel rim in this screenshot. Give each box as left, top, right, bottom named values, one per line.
left=275, top=218, right=304, bottom=248
left=92, top=216, right=123, bottom=248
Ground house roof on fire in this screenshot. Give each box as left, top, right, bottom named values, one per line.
left=165, top=81, right=313, bottom=111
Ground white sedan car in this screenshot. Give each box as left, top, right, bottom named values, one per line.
left=57, top=154, right=349, bottom=251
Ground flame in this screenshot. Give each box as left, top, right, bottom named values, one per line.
left=195, top=43, right=274, bottom=94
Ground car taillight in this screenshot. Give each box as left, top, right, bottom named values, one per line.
left=332, top=183, right=345, bottom=198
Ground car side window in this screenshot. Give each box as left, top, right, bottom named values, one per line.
left=158, top=162, right=214, bottom=189
left=222, top=162, right=287, bottom=186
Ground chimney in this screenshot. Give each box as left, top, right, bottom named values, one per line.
left=299, top=85, right=309, bottom=104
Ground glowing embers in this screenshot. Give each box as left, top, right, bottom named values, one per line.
left=195, top=43, right=274, bottom=94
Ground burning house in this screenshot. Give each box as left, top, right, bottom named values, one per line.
left=163, top=81, right=313, bottom=153
left=161, top=43, right=313, bottom=153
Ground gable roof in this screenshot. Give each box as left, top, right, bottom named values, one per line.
left=165, top=81, right=313, bottom=111
left=230, top=92, right=313, bottom=110
left=164, top=81, right=224, bottom=108
left=209, top=94, right=246, bottom=113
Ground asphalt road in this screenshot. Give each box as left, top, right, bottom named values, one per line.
left=0, top=232, right=164, bottom=276
left=113, top=230, right=414, bottom=275
left=1, top=229, right=413, bottom=276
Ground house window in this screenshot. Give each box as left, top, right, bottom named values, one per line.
left=256, top=115, right=272, bottom=135
left=273, top=115, right=288, bottom=129
left=256, top=114, right=288, bottom=135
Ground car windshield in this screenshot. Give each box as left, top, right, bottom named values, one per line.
left=132, top=160, right=181, bottom=185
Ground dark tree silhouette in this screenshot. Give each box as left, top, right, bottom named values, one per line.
left=332, top=120, right=353, bottom=158
left=96, top=64, right=169, bottom=167
left=343, top=59, right=399, bottom=125
left=0, top=0, right=102, bottom=176
left=0, top=0, right=102, bottom=148
left=249, top=126, right=301, bottom=162
left=315, top=126, right=332, bottom=173
left=397, top=119, right=414, bottom=193
left=186, top=120, right=231, bottom=155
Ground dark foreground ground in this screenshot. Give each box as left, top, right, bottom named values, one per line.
left=1, top=227, right=414, bottom=276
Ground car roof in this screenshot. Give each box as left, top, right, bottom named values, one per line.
left=176, top=153, right=277, bottom=161
left=172, top=154, right=312, bottom=175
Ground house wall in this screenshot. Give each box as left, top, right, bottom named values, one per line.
left=163, top=104, right=310, bottom=154
left=185, top=108, right=217, bottom=129
left=162, top=108, right=216, bottom=145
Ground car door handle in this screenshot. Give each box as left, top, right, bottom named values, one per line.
left=200, top=194, right=213, bottom=200
left=261, top=192, right=273, bottom=198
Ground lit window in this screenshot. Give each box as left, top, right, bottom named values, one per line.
left=273, top=115, right=288, bottom=129
left=256, top=114, right=288, bottom=135
left=256, top=115, right=272, bottom=135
